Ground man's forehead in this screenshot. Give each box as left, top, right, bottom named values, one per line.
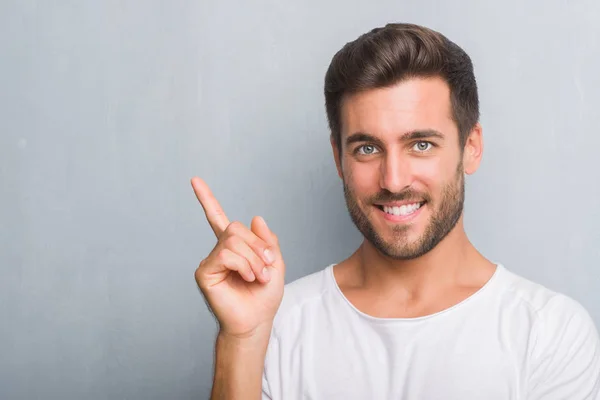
left=340, top=77, right=454, bottom=137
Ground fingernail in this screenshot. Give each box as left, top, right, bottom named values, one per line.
left=263, top=248, right=275, bottom=264
left=262, top=267, right=270, bottom=281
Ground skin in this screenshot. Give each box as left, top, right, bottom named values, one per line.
left=193, top=75, right=496, bottom=398
left=191, top=177, right=285, bottom=400
left=330, top=76, right=496, bottom=318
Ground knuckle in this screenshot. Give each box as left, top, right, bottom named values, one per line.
left=226, top=220, right=243, bottom=233
left=248, top=253, right=264, bottom=269
left=235, top=256, right=250, bottom=272
left=197, top=258, right=207, bottom=270
left=253, top=238, right=267, bottom=251
left=216, top=249, right=229, bottom=263
left=194, top=267, right=203, bottom=282
left=223, top=235, right=239, bottom=249
left=194, top=264, right=208, bottom=290
left=240, top=257, right=250, bottom=269
left=197, top=257, right=213, bottom=272
left=212, top=207, right=226, bottom=217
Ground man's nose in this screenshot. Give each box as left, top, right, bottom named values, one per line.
left=379, top=153, right=413, bottom=193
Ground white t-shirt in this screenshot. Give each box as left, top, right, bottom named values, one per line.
left=262, top=264, right=600, bottom=399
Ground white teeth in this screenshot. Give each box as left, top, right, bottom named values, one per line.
left=383, top=203, right=422, bottom=216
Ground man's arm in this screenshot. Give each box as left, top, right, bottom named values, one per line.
left=189, top=178, right=284, bottom=399
left=211, top=327, right=271, bottom=400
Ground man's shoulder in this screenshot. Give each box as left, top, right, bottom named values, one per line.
left=499, top=265, right=559, bottom=312
left=271, top=264, right=335, bottom=333
left=499, top=265, right=596, bottom=327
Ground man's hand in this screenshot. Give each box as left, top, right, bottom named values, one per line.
left=191, top=177, right=285, bottom=338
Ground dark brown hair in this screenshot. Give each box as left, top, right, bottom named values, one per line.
left=324, top=23, right=479, bottom=151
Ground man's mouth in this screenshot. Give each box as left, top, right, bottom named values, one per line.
left=375, top=201, right=426, bottom=217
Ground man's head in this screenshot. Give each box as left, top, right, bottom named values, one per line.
left=324, top=23, right=483, bottom=260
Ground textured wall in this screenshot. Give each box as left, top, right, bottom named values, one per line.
left=1, top=1, right=599, bottom=398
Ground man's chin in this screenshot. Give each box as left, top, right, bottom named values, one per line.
left=374, top=243, right=427, bottom=261
left=366, top=229, right=426, bottom=257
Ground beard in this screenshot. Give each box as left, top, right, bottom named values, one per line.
left=343, top=163, right=465, bottom=260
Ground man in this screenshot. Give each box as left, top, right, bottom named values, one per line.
left=192, top=23, right=600, bottom=399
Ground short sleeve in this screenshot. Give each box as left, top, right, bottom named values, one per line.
left=262, top=372, right=273, bottom=400
left=528, top=294, right=600, bottom=399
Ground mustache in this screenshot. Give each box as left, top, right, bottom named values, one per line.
left=369, top=189, right=431, bottom=204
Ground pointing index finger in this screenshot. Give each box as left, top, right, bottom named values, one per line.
left=191, top=177, right=230, bottom=237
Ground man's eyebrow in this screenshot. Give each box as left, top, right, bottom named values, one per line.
left=345, top=132, right=383, bottom=147
left=345, top=130, right=445, bottom=147
left=400, top=129, right=445, bottom=141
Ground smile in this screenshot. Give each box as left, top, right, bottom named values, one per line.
left=375, top=201, right=426, bottom=222
left=382, top=202, right=422, bottom=216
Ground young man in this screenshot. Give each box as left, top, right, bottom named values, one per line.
left=192, top=23, right=600, bottom=399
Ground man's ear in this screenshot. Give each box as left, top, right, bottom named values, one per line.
left=463, top=123, right=483, bottom=175
left=330, top=135, right=343, bottom=179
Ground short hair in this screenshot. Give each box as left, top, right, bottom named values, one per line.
left=324, top=23, right=479, bottom=151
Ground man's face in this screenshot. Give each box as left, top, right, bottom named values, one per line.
left=334, top=77, right=475, bottom=260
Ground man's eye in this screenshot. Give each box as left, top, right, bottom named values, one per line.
left=356, top=145, right=379, bottom=155
left=413, top=141, right=432, bottom=152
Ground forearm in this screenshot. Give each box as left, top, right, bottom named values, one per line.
left=211, top=328, right=272, bottom=400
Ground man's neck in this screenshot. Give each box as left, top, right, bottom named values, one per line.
left=340, top=222, right=493, bottom=302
